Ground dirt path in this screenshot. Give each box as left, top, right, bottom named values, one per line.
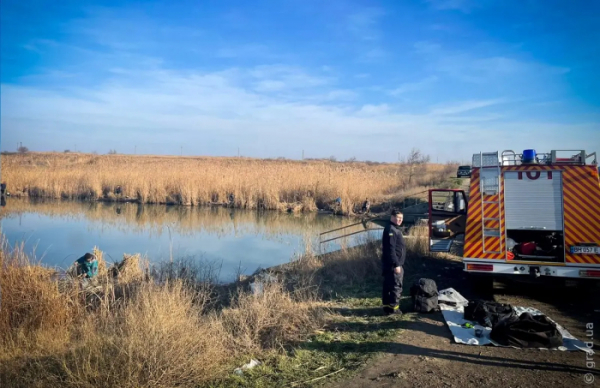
left=326, top=256, right=599, bottom=388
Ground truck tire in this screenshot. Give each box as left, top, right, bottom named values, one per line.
left=468, top=272, right=494, bottom=295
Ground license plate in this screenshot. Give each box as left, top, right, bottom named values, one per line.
left=571, top=246, right=600, bottom=254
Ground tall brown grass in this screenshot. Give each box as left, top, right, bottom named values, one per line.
left=0, top=222, right=438, bottom=387
left=2, top=153, right=457, bottom=214
left=0, top=238, right=327, bottom=388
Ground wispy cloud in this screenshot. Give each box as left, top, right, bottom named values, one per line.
left=346, top=7, right=385, bottom=41
left=357, top=104, right=390, bottom=116
left=413, top=41, right=570, bottom=84
left=216, top=44, right=273, bottom=59
left=249, top=65, right=330, bottom=92
left=413, top=41, right=442, bottom=54
left=425, top=0, right=479, bottom=13
left=339, top=6, right=389, bottom=62
left=324, top=90, right=358, bottom=101
left=4, top=65, right=597, bottom=161
left=389, top=76, right=438, bottom=96
left=430, top=99, right=505, bottom=115
left=359, top=48, right=388, bottom=62
left=2, top=1, right=598, bottom=161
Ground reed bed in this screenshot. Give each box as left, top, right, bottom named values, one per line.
left=2, top=153, right=457, bottom=214
left=0, top=220, right=439, bottom=387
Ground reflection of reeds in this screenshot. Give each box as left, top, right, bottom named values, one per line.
left=2, top=153, right=456, bottom=214
left=1, top=199, right=364, bottom=241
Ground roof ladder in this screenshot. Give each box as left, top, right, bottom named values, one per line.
left=479, top=152, right=503, bottom=255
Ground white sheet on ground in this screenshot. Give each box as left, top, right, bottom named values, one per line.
left=437, top=288, right=593, bottom=355
left=438, top=287, right=469, bottom=307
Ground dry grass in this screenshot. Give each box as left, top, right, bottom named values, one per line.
left=405, top=222, right=430, bottom=258
left=0, top=244, right=76, bottom=358
left=54, top=282, right=228, bottom=388
left=2, top=152, right=457, bottom=214
left=0, top=238, right=326, bottom=388
left=0, top=220, right=437, bottom=387
left=221, top=282, right=324, bottom=354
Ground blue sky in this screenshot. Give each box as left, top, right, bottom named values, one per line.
left=1, top=0, right=599, bottom=162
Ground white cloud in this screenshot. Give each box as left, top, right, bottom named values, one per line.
left=430, top=99, right=505, bottom=115
left=413, top=41, right=442, bottom=54
left=216, top=44, right=273, bottom=59
left=390, top=76, right=438, bottom=96
left=325, top=90, right=358, bottom=101
left=359, top=48, right=388, bottom=62
left=413, top=41, right=571, bottom=85
left=357, top=104, right=390, bottom=116
left=2, top=73, right=598, bottom=162
left=346, top=7, right=385, bottom=41
left=425, top=0, right=478, bottom=13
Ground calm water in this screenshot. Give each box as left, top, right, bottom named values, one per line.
left=0, top=199, right=382, bottom=282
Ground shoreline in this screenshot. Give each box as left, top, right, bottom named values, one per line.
left=0, top=235, right=409, bottom=387
left=1, top=152, right=458, bottom=217
left=3, top=193, right=384, bottom=217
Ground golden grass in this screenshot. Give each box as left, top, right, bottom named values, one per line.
left=2, top=152, right=457, bottom=214
left=0, top=222, right=443, bottom=387
left=0, top=238, right=326, bottom=388
left=0, top=245, right=74, bottom=355
left=55, top=282, right=228, bottom=388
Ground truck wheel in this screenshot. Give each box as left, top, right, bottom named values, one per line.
left=468, top=273, right=494, bottom=295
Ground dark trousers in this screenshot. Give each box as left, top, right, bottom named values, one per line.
left=382, top=270, right=403, bottom=312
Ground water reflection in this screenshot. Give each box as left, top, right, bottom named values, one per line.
left=0, top=199, right=382, bottom=282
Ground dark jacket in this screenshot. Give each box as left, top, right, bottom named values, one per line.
left=382, top=222, right=406, bottom=271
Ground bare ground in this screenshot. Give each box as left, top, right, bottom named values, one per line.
left=325, top=255, right=600, bottom=388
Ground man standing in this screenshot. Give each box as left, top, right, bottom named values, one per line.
left=381, top=209, right=406, bottom=315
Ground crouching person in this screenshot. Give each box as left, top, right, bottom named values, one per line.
left=75, top=253, right=98, bottom=280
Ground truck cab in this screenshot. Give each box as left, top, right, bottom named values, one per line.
left=456, top=165, right=472, bottom=178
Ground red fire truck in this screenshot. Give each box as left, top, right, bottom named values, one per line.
left=429, top=149, right=600, bottom=282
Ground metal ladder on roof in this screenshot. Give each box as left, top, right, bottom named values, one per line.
left=478, top=152, right=503, bottom=255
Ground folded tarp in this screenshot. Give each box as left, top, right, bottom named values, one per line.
left=438, top=288, right=593, bottom=355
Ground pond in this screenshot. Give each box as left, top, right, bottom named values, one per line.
left=0, top=199, right=383, bottom=282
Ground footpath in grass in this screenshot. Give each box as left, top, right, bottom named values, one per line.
left=210, top=279, right=417, bottom=388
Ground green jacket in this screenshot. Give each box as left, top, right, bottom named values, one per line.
left=76, top=257, right=98, bottom=278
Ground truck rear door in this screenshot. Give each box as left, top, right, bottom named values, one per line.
left=429, top=189, right=468, bottom=252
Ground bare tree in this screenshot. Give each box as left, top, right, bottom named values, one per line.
left=404, top=148, right=431, bottom=184
left=17, top=146, right=29, bottom=154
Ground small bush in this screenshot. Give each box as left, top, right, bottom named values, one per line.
left=220, top=281, right=324, bottom=354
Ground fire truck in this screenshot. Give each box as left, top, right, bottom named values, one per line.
left=428, top=149, right=600, bottom=282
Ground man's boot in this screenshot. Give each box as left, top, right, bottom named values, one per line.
left=383, top=305, right=402, bottom=316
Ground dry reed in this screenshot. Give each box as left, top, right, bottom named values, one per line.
left=2, top=153, right=457, bottom=214
left=0, top=221, right=436, bottom=387
left=0, top=238, right=326, bottom=388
